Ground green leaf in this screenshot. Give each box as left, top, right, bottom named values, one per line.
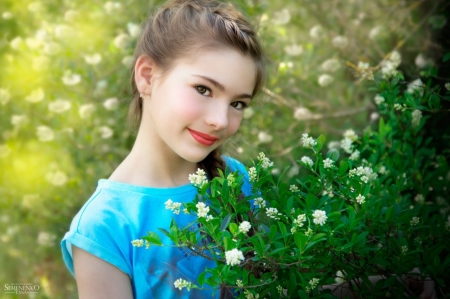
left=220, top=214, right=231, bottom=231
left=223, top=237, right=232, bottom=251
left=198, top=271, right=206, bottom=287
left=443, top=52, right=450, bottom=62
left=294, top=233, right=308, bottom=253
left=269, top=224, right=277, bottom=242
left=338, top=160, right=348, bottom=176
left=326, top=148, right=340, bottom=162
left=316, top=134, right=326, bottom=152
left=278, top=221, right=287, bottom=236
left=229, top=222, right=238, bottom=235
left=144, top=232, right=163, bottom=246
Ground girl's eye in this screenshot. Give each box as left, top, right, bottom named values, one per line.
left=231, top=101, right=248, bottom=110
left=195, top=86, right=211, bottom=96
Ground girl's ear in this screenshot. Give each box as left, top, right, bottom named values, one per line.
left=134, top=55, right=158, bottom=96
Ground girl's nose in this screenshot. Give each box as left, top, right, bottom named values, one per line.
left=205, top=102, right=228, bottom=130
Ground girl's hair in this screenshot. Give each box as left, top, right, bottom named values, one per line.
left=129, top=0, right=266, bottom=179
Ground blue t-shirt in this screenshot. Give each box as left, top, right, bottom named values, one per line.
left=61, top=157, right=251, bottom=299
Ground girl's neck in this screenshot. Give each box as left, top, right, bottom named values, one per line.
left=108, top=127, right=198, bottom=188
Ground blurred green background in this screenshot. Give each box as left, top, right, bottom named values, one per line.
left=0, top=0, right=447, bottom=298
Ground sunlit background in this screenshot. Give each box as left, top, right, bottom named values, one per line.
left=0, top=0, right=447, bottom=297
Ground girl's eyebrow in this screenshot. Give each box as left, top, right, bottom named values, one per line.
left=192, top=74, right=253, bottom=100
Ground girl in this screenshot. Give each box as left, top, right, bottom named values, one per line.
left=61, top=0, right=264, bottom=298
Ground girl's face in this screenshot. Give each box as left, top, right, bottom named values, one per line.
left=143, top=48, right=257, bottom=163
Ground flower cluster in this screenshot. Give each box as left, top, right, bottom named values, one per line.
left=189, top=169, right=208, bottom=187
left=225, top=248, right=245, bottom=266
left=254, top=197, right=266, bottom=208
left=227, top=173, right=235, bottom=187
left=289, top=184, right=299, bottom=192
left=131, top=239, right=149, bottom=249
left=374, top=94, right=385, bottom=105
left=401, top=245, right=408, bottom=255
left=174, top=278, right=192, bottom=291
left=301, top=133, right=317, bottom=149
left=196, top=202, right=210, bottom=218
left=414, top=194, right=424, bottom=204
left=257, top=152, right=273, bottom=169
left=356, top=194, right=365, bottom=204
left=306, top=278, right=320, bottom=293
left=348, top=166, right=377, bottom=183
left=312, top=210, right=327, bottom=226
left=410, top=217, right=420, bottom=226
left=381, top=51, right=401, bottom=78
left=266, top=207, right=282, bottom=220
left=293, top=214, right=306, bottom=227
left=357, top=61, right=374, bottom=80
left=165, top=199, right=181, bottom=215
left=323, top=158, right=334, bottom=169
left=300, top=156, right=314, bottom=168
left=248, top=167, right=257, bottom=182
left=411, top=109, right=422, bottom=127
left=239, top=221, right=251, bottom=234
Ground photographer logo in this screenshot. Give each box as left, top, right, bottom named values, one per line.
left=4, top=283, right=40, bottom=295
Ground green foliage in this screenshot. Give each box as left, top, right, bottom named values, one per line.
left=137, top=71, right=450, bottom=298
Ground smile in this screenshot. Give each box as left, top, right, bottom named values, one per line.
left=188, top=129, right=219, bottom=146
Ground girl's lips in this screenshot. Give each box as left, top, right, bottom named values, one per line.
left=188, top=129, right=219, bottom=146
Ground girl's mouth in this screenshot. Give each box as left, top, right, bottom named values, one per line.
left=188, top=129, right=219, bottom=146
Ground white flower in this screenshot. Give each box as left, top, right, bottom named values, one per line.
left=332, top=36, right=348, bottom=48
left=25, top=88, right=45, bottom=103
left=37, top=231, right=56, bottom=246
left=323, top=158, right=334, bottom=169
left=321, top=59, right=340, bottom=72
left=49, top=99, right=72, bottom=113
left=174, top=278, right=192, bottom=291
left=46, top=170, right=68, bottom=186
left=239, top=221, right=251, bottom=234
left=289, top=185, right=299, bottom=192
left=293, top=214, right=306, bottom=227
left=254, top=197, right=266, bottom=208
left=401, top=245, right=408, bottom=255
left=335, top=270, right=345, bottom=284
left=236, top=280, right=244, bottom=288
left=131, top=239, right=144, bottom=247
left=394, top=103, right=407, bottom=111
left=305, top=227, right=313, bottom=237
left=206, top=215, right=213, bottom=222
left=301, top=133, right=317, bottom=148
left=285, top=44, right=303, bottom=56
left=84, top=53, right=102, bottom=65
left=0, top=89, right=11, bottom=105
left=312, top=210, right=327, bottom=226
left=104, top=1, right=122, bottom=13
left=103, top=97, right=119, bottom=110
left=243, top=107, right=254, bottom=119
left=294, top=107, right=313, bottom=120
left=445, top=82, right=450, bottom=91
left=2, top=11, right=13, bottom=19
left=225, top=248, right=245, bottom=266
left=273, top=9, right=290, bottom=25
left=369, top=26, right=381, bottom=39
left=340, top=137, right=353, bottom=154
left=196, top=202, right=210, bottom=218
left=410, top=217, right=420, bottom=226
left=114, top=33, right=130, bottom=50
left=99, top=126, right=113, bottom=139
left=300, top=156, right=314, bottom=168
left=266, top=207, right=281, bottom=220
left=415, top=53, right=432, bottom=69
left=309, top=25, right=322, bottom=39
left=11, top=115, right=28, bottom=127
left=165, top=199, right=181, bottom=215
left=257, top=152, right=273, bottom=168
left=122, top=55, right=134, bottom=67
left=248, top=167, right=257, bottom=182
left=349, top=149, right=360, bottom=161
left=36, top=126, right=55, bottom=142
left=390, top=51, right=401, bottom=67
left=360, top=175, right=369, bottom=183
left=343, top=129, right=358, bottom=142
left=127, top=22, right=141, bottom=38
left=414, top=194, right=424, bottom=204
left=79, top=104, right=96, bottom=119
left=309, top=278, right=320, bottom=289
left=356, top=194, right=365, bottom=204
left=381, top=61, right=397, bottom=79
left=411, top=110, right=422, bottom=127
left=374, top=94, right=385, bottom=105
left=258, top=131, right=273, bottom=143
left=62, top=71, right=81, bottom=86
left=318, top=74, right=334, bottom=87
left=406, top=79, right=423, bottom=96
left=357, top=61, right=374, bottom=80
left=189, top=168, right=208, bottom=187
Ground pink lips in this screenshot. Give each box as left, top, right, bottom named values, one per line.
left=188, top=129, right=219, bottom=146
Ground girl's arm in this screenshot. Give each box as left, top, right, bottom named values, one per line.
left=73, top=245, right=133, bottom=299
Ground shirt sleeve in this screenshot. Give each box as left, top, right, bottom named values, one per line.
left=60, top=190, right=132, bottom=278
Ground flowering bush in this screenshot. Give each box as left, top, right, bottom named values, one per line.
left=135, top=68, right=450, bottom=298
